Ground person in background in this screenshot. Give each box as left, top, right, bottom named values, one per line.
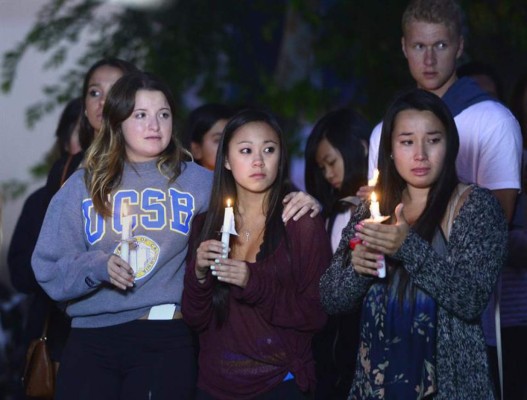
left=51, top=58, right=140, bottom=196
left=42, top=96, right=82, bottom=177
left=304, top=108, right=370, bottom=399
left=184, top=103, right=236, bottom=171
left=305, top=108, right=371, bottom=252
left=457, top=61, right=503, bottom=100
left=321, top=89, right=508, bottom=399
left=182, top=109, right=331, bottom=399
left=8, top=97, right=83, bottom=385
left=78, top=58, right=139, bottom=152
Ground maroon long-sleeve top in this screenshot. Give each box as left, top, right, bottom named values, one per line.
left=182, top=213, right=331, bottom=399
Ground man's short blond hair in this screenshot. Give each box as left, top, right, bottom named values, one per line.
left=402, top=0, right=463, bottom=36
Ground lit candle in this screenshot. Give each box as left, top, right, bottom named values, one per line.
left=369, top=191, right=381, bottom=220
left=368, top=191, right=386, bottom=278
left=121, top=204, right=131, bottom=264
left=221, top=199, right=237, bottom=257
left=368, top=168, right=379, bottom=187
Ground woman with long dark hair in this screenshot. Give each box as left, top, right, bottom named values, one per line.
left=182, top=109, right=332, bottom=399
left=305, top=108, right=370, bottom=252
left=304, top=108, right=370, bottom=399
left=320, top=89, right=508, bottom=399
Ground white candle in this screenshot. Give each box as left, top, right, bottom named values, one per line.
left=369, top=191, right=381, bottom=220
left=121, top=204, right=131, bottom=264
left=368, top=168, right=379, bottom=187
left=130, top=244, right=137, bottom=274
left=368, top=191, right=386, bottom=278
left=221, top=199, right=236, bottom=257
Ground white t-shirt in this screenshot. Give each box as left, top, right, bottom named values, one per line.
left=368, top=100, right=522, bottom=192
left=329, top=209, right=351, bottom=253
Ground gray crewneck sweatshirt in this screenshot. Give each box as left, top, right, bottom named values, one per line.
left=32, top=160, right=212, bottom=328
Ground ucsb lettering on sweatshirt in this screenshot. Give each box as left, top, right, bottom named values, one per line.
left=32, top=160, right=212, bottom=328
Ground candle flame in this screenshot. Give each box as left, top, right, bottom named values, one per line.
left=371, top=192, right=377, bottom=202
left=368, top=169, right=379, bottom=187
left=227, top=198, right=232, bottom=207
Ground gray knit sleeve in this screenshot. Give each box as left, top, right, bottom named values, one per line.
left=394, top=186, right=508, bottom=321
left=319, top=202, right=374, bottom=314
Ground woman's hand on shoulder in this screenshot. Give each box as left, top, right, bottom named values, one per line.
left=107, top=254, right=135, bottom=290
left=282, top=191, right=321, bottom=223
left=210, top=258, right=250, bottom=288
left=196, top=239, right=225, bottom=280
left=356, top=203, right=409, bottom=256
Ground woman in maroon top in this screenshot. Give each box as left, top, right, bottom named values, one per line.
left=182, top=109, right=331, bottom=399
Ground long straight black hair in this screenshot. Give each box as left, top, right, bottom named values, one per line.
left=304, top=108, right=370, bottom=218
left=378, top=88, right=460, bottom=243
left=378, top=89, right=460, bottom=301
left=198, top=108, right=292, bottom=324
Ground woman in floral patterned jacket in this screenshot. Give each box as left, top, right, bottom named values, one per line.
left=320, top=89, right=508, bottom=400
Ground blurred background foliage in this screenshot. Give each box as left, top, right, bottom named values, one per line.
left=2, top=0, right=527, bottom=186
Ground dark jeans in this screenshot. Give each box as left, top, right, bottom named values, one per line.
left=55, top=319, right=196, bottom=400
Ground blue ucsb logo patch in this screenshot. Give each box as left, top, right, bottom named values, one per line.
left=81, top=188, right=195, bottom=245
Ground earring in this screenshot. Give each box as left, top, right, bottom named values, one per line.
left=390, top=154, right=393, bottom=160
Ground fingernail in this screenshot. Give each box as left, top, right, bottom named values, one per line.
left=214, top=258, right=220, bottom=264
left=210, top=265, right=215, bottom=270
left=211, top=271, right=217, bottom=276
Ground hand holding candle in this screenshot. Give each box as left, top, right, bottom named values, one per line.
left=350, top=232, right=386, bottom=278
